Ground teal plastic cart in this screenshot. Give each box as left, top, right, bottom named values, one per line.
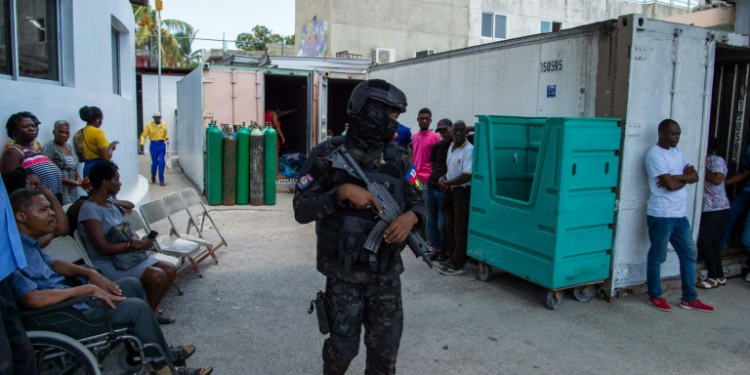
left=466, top=116, right=621, bottom=309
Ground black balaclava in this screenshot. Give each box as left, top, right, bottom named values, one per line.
left=346, top=100, right=399, bottom=151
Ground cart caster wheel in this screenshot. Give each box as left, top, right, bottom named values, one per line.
left=477, top=261, right=492, bottom=282
left=118, top=349, right=144, bottom=373
left=546, top=290, right=562, bottom=310
left=573, top=285, right=597, bottom=302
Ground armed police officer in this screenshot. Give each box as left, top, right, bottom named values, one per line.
left=293, top=79, right=426, bottom=375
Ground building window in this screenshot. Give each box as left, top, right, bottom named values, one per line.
left=0, top=0, right=11, bottom=76
left=481, top=12, right=507, bottom=39
left=111, top=28, right=120, bottom=95
left=16, top=0, right=59, bottom=80
left=541, top=20, right=562, bottom=33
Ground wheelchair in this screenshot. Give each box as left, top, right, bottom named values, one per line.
left=21, top=295, right=178, bottom=375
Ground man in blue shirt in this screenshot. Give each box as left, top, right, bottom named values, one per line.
left=392, top=123, right=412, bottom=150
left=0, top=179, right=36, bottom=375
left=6, top=188, right=212, bottom=375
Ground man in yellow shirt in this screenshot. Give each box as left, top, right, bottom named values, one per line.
left=140, top=112, right=169, bottom=186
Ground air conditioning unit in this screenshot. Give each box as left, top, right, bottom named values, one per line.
left=373, top=48, right=396, bottom=65
left=414, top=49, right=435, bottom=58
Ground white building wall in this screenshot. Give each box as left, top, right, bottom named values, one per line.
left=0, top=0, right=148, bottom=205
left=141, top=74, right=181, bottom=155
left=468, top=0, right=657, bottom=46
left=295, top=0, right=689, bottom=62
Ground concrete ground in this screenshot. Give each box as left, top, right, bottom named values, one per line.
left=125, top=155, right=750, bottom=375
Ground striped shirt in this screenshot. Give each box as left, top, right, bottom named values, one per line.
left=13, top=145, right=63, bottom=195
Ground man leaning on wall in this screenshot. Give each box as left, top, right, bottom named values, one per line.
left=643, top=119, right=713, bottom=313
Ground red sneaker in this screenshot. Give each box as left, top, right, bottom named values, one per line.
left=679, top=299, right=714, bottom=313
left=647, top=297, right=672, bottom=312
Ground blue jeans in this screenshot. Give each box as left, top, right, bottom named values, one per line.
left=720, top=189, right=750, bottom=249
left=149, top=141, right=166, bottom=182
left=425, top=186, right=446, bottom=251
left=646, top=216, right=698, bottom=302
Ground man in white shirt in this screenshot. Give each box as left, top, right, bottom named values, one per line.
left=644, top=119, right=713, bottom=313
left=437, top=120, right=473, bottom=275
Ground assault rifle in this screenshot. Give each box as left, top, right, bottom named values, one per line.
left=328, top=144, right=433, bottom=269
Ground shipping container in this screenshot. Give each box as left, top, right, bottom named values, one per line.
left=175, top=58, right=367, bottom=191
left=370, top=14, right=750, bottom=297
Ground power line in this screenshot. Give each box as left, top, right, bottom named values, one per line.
left=135, top=34, right=293, bottom=45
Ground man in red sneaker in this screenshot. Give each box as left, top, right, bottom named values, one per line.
left=644, top=119, right=714, bottom=313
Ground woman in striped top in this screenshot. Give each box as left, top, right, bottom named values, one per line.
left=1, top=112, right=63, bottom=203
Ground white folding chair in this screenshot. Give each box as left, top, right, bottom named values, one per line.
left=139, top=200, right=205, bottom=279
left=43, top=235, right=94, bottom=267
left=179, top=188, right=228, bottom=251
left=124, top=211, right=185, bottom=295
left=162, top=192, right=220, bottom=265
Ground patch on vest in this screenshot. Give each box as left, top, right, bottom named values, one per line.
left=297, top=173, right=314, bottom=190
left=405, top=165, right=417, bottom=185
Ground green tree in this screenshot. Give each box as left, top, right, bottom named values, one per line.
left=284, top=34, right=295, bottom=45
left=133, top=5, right=196, bottom=68
left=236, top=26, right=293, bottom=52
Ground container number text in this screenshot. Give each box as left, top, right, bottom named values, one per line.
left=540, top=60, right=563, bottom=73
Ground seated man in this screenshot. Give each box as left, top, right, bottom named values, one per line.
left=6, top=188, right=212, bottom=375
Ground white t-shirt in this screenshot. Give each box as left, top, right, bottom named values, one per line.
left=446, top=140, right=473, bottom=187
left=645, top=145, right=690, bottom=218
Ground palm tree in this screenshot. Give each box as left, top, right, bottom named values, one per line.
left=174, top=29, right=200, bottom=66
left=133, top=5, right=196, bottom=68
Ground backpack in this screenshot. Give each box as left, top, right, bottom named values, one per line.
left=73, top=128, right=87, bottom=162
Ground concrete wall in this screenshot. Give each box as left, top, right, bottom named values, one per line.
left=295, top=0, right=691, bottom=62
left=665, top=6, right=735, bottom=29
left=330, top=0, right=470, bottom=61
left=0, top=0, right=148, bottom=205
left=296, top=0, right=333, bottom=57
left=141, top=74, right=181, bottom=155
left=467, top=0, right=685, bottom=46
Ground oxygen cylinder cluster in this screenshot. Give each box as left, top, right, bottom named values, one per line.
left=205, top=121, right=278, bottom=206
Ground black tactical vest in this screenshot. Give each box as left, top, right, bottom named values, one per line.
left=316, top=140, right=407, bottom=276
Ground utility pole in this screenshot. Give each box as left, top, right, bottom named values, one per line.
left=156, top=0, right=163, bottom=113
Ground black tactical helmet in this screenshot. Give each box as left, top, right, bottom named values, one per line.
left=347, top=79, right=407, bottom=116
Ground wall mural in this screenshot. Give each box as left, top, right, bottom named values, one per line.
left=299, top=16, right=329, bottom=57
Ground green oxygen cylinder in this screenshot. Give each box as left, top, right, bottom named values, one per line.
left=235, top=123, right=251, bottom=205
left=221, top=128, right=238, bottom=206
left=206, top=121, right=223, bottom=205
left=249, top=125, right=265, bottom=206
left=263, top=124, right=278, bottom=205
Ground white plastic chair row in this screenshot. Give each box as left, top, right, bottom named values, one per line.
left=136, top=188, right=227, bottom=290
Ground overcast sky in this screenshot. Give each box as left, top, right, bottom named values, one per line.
left=158, top=0, right=296, bottom=52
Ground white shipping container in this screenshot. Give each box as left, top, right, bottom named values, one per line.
left=370, top=14, right=750, bottom=296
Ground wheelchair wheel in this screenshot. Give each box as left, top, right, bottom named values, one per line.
left=27, top=331, right=101, bottom=375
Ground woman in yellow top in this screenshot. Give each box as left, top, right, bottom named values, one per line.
left=139, top=112, right=168, bottom=186
left=76, top=106, right=116, bottom=178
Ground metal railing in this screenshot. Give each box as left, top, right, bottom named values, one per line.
left=624, top=0, right=699, bottom=10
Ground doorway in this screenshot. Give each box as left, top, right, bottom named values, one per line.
left=327, top=78, right=362, bottom=136
left=708, top=45, right=750, bottom=253
left=264, top=74, right=308, bottom=156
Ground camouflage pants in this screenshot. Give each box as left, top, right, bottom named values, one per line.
left=322, top=276, right=403, bottom=375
